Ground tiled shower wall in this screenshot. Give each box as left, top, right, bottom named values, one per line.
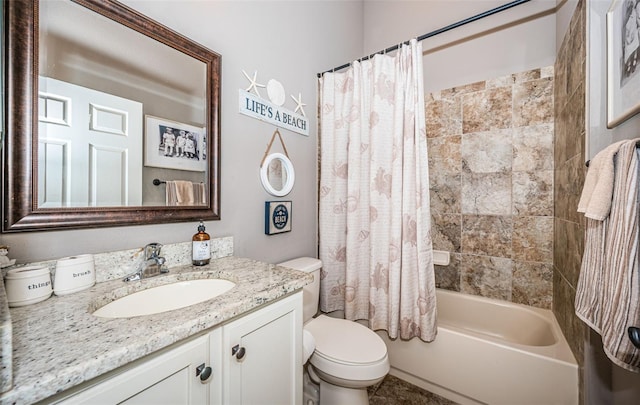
left=426, top=66, right=554, bottom=309
left=554, top=0, right=588, bottom=392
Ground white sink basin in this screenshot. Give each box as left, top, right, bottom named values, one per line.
left=93, top=279, right=236, bottom=318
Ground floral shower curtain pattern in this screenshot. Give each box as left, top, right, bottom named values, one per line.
left=318, top=39, right=437, bottom=341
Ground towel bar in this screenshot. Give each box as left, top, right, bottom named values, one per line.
left=585, top=140, right=640, bottom=167
left=153, top=179, right=204, bottom=186
left=630, top=327, right=640, bottom=349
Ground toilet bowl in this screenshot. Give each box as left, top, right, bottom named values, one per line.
left=278, top=257, right=389, bottom=405
left=305, top=314, right=389, bottom=404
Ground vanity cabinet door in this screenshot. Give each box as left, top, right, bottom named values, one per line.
left=222, top=292, right=302, bottom=405
left=56, top=335, right=211, bottom=405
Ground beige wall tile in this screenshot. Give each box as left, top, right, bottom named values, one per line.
left=460, top=255, right=513, bottom=300
left=462, top=87, right=513, bottom=133
left=461, top=215, right=512, bottom=257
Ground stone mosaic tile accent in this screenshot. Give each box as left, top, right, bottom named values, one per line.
left=541, top=66, right=554, bottom=79
left=486, top=73, right=515, bottom=89
left=442, top=81, right=485, bottom=98
left=514, top=69, right=542, bottom=83
left=427, top=65, right=554, bottom=308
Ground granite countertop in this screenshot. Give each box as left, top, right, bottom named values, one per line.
left=0, top=256, right=312, bottom=405
left=0, top=279, right=11, bottom=395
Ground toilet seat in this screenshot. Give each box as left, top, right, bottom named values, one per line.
left=304, top=315, right=389, bottom=381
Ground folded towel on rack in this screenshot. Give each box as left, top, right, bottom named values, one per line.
left=575, top=139, right=640, bottom=373
left=166, top=181, right=206, bottom=206
left=577, top=139, right=629, bottom=220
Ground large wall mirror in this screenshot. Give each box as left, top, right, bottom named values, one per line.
left=3, top=0, right=221, bottom=232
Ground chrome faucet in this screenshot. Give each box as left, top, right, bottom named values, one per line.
left=123, top=243, right=169, bottom=282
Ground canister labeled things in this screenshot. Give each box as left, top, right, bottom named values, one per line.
left=4, top=265, right=53, bottom=307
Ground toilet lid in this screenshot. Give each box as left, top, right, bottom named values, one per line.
left=304, top=315, right=387, bottom=365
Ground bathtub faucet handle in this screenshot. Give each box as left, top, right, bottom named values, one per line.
left=629, top=327, right=640, bottom=349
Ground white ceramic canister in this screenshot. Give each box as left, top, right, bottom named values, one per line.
left=54, top=254, right=95, bottom=296
left=4, top=265, right=53, bottom=307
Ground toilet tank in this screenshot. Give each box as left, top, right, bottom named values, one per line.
left=278, top=257, right=322, bottom=323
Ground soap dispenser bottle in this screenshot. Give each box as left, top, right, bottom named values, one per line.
left=192, top=221, right=211, bottom=266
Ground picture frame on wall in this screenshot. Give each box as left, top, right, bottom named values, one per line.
left=607, top=0, right=640, bottom=128
left=265, top=201, right=292, bottom=235
left=144, top=115, right=206, bottom=172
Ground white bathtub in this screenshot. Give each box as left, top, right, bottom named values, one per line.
left=378, top=289, right=578, bottom=405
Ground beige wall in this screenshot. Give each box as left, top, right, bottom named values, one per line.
left=556, top=0, right=579, bottom=50
left=363, top=0, right=557, bottom=93
left=586, top=0, right=640, bottom=160
left=1, top=1, right=363, bottom=265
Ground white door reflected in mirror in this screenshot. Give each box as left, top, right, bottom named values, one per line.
left=260, top=153, right=295, bottom=197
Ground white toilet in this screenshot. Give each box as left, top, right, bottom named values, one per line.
left=279, top=257, right=390, bottom=405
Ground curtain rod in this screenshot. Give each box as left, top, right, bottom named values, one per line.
left=317, top=0, right=531, bottom=78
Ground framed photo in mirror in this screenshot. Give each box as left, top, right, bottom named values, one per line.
left=144, top=115, right=206, bottom=172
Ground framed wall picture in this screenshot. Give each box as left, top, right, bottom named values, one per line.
left=265, top=201, right=292, bottom=235
left=144, top=115, right=206, bottom=172
left=607, top=0, right=640, bottom=128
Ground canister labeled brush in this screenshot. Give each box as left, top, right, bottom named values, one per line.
left=4, top=265, right=52, bottom=307
left=54, top=254, right=95, bottom=296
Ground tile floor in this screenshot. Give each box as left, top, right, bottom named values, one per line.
left=368, top=375, right=458, bottom=405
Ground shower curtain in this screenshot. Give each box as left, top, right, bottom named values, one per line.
left=318, top=39, right=437, bottom=341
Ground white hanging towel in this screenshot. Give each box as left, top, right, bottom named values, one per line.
left=575, top=138, right=640, bottom=373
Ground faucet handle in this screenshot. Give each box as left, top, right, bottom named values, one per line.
left=144, top=242, right=163, bottom=259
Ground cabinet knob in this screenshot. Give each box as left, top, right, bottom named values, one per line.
left=232, top=344, right=246, bottom=360
left=196, top=363, right=213, bottom=383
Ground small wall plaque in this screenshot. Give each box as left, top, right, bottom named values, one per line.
left=265, top=201, right=292, bottom=235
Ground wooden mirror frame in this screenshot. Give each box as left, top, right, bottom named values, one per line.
left=2, top=0, right=221, bottom=232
